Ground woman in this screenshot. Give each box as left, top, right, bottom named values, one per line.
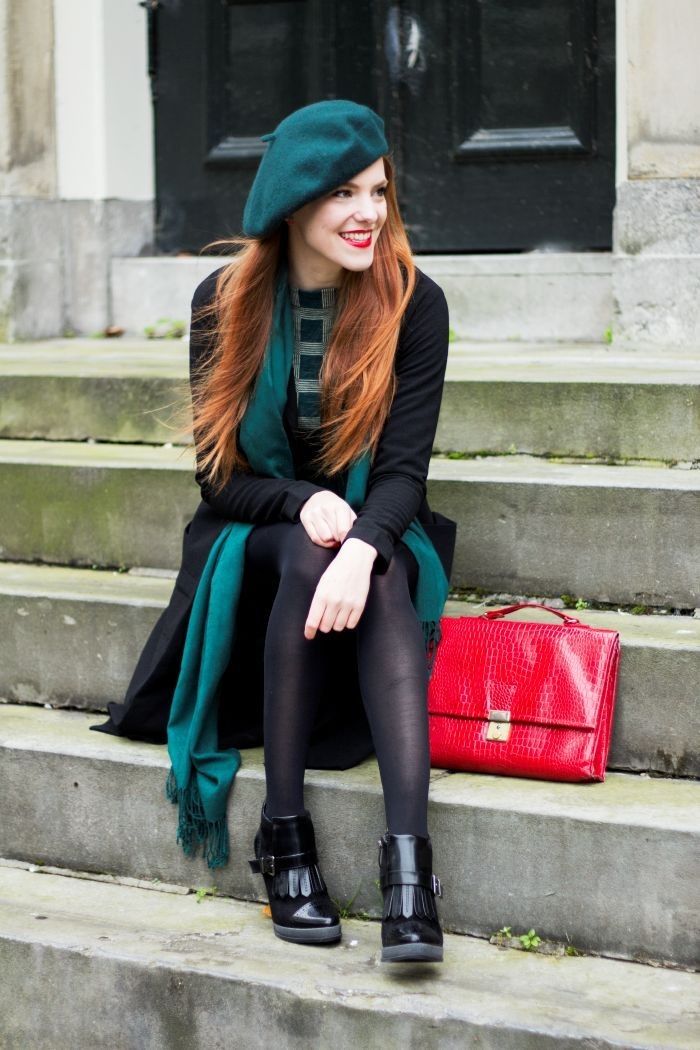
left=96, top=100, right=452, bottom=963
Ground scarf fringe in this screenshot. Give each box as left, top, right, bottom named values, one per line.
left=269, top=863, right=327, bottom=900
left=166, top=768, right=229, bottom=870
left=423, top=619, right=442, bottom=671
left=382, top=883, right=439, bottom=922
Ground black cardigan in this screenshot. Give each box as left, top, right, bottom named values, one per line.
left=94, top=265, right=451, bottom=767
left=190, top=265, right=450, bottom=569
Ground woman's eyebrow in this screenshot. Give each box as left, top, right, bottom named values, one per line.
left=341, top=178, right=389, bottom=190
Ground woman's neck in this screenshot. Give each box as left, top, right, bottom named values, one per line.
left=287, top=253, right=342, bottom=291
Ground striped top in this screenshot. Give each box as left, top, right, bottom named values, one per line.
left=289, top=286, right=338, bottom=431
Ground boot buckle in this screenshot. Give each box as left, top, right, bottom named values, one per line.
left=431, top=874, right=443, bottom=898
left=260, top=855, right=276, bottom=876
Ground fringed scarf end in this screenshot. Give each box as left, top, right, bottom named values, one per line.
left=166, top=767, right=230, bottom=870
left=423, top=619, right=442, bottom=672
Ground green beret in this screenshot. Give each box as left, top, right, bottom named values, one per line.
left=243, top=100, right=389, bottom=239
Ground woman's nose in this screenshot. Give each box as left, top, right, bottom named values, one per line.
left=353, top=195, right=380, bottom=223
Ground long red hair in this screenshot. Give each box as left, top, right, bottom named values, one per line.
left=191, top=157, right=416, bottom=489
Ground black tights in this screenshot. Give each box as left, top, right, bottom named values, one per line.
left=245, top=523, right=430, bottom=837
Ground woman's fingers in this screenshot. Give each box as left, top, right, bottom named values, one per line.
left=303, top=541, right=375, bottom=639
left=334, top=504, right=357, bottom=543
left=304, top=598, right=349, bottom=639
left=299, top=513, right=336, bottom=548
left=300, top=491, right=356, bottom=546
left=304, top=593, right=332, bottom=639
left=300, top=519, right=331, bottom=547
left=304, top=585, right=355, bottom=639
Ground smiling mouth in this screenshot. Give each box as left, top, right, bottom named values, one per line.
left=340, top=231, right=373, bottom=248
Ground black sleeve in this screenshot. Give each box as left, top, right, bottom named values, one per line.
left=188, top=268, right=323, bottom=523
left=342, top=270, right=450, bottom=569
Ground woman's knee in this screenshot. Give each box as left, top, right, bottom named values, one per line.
left=366, top=550, right=413, bottom=610
left=279, top=523, right=336, bottom=586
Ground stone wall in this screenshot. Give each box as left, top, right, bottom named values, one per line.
left=0, top=0, right=56, bottom=200
left=613, top=0, right=700, bottom=346
left=0, top=0, right=154, bottom=340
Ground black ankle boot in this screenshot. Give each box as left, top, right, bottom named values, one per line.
left=249, top=805, right=341, bottom=944
left=378, top=832, right=443, bottom=962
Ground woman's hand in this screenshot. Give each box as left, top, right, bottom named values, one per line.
left=304, top=538, right=377, bottom=639
left=299, top=490, right=357, bottom=548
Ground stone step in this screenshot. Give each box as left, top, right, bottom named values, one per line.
left=0, top=339, right=186, bottom=445
left=441, top=343, right=700, bottom=462
left=0, top=438, right=198, bottom=570
left=0, top=440, right=697, bottom=606
left=4, top=340, right=697, bottom=461
left=2, top=864, right=698, bottom=1050
left=1, top=705, right=698, bottom=968
left=111, top=252, right=614, bottom=342
left=1, top=562, right=697, bottom=777
left=428, top=456, right=699, bottom=606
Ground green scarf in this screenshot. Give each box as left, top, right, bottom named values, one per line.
left=167, top=269, right=449, bottom=869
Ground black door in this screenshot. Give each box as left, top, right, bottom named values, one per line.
left=151, top=1, right=615, bottom=254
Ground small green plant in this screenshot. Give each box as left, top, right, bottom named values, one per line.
left=144, top=318, right=187, bottom=340
left=332, top=885, right=363, bottom=920
left=194, top=886, right=218, bottom=903
left=565, top=944, right=583, bottom=957
left=519, top=928, right=542, bottom=951
left=496, top=925, right=512, bottom=938
left=562, top=594, right=590, bottom=610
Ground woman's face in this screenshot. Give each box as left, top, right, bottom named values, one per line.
left=287, top=157, right=388, bottom=288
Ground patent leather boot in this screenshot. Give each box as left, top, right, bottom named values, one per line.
left=378, top=832, right=443, bottom=962
left=249, top=805, right=341, bottom=944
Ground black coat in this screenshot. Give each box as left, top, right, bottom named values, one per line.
left=93, top=266, right=453, bottom=769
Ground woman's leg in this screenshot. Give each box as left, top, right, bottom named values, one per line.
left=245, top=523, right=342, bottom=944
left=245, top=522, right=336, bottom=817
left=358, top=548, right=443, bottom=962
left=355, top=547, right=431, bottom=837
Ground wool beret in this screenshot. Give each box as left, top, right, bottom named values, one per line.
left=242, top=100, right=389, bottom=239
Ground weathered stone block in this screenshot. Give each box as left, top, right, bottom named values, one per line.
left=0, top=706, right=698, bottom=966
left=3, top=865, right=698, bottom=1050
left=2, top=564, right=698, bottom=775
left=615, top=179, right=700, bottom=256
left=429, top=457, right=700, bottom=607
left=614, top=256, right=700, bottom=348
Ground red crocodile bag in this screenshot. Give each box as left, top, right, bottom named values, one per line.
left=428, top=604, right=621, bottom=782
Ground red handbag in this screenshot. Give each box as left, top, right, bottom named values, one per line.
left=428, top=604, right=621, bottom=782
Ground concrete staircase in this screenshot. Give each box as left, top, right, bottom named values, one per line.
left=0, top=328, right=699, bottom=1048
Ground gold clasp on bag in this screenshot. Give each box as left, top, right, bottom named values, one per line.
left=486, top=710, right=512, bottom=742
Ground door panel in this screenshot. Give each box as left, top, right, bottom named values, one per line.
left=153, top=0, right=614, bottom=253
left=397, top=0, right=614, bottom=250
left=155, top=0, right=332, bottom=252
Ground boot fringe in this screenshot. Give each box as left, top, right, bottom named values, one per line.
left=270, top=862, right=327, bottom=900
left=382, top=883, right=439, bottom=921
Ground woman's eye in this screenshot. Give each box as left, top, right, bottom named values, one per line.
left=374, top=186, right=388, bottom=198
left=333, top=189, right=351, bottom=198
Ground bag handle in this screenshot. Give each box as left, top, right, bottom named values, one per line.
left=483, top=603, right=583, bottom=626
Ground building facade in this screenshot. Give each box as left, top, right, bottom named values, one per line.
left=0, top=0, right=698, bottom=346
